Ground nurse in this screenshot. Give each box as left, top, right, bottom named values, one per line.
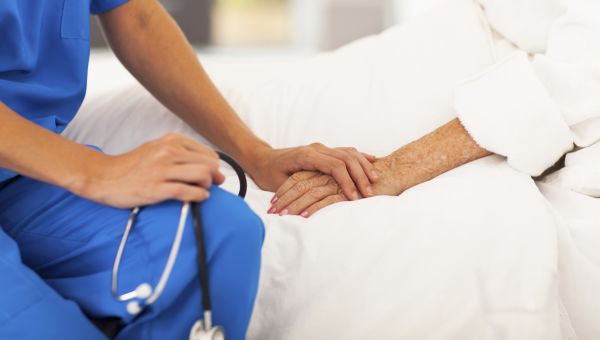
left=0, top=0, right=377, bottom=339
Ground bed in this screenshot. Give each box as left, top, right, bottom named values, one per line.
left=65, top=0, right=600, bottom=338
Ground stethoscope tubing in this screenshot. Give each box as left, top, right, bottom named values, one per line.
left=112, top=151, right=248, bottom=319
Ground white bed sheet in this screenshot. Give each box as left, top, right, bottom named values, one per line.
left=64, top=0, right=600, bottom=338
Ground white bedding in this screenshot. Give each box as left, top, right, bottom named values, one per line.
left=64, top=0, right=600, bottom=338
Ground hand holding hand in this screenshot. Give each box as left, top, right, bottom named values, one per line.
left=247, top=143, right=378, bottom=201
left=269, top=155, right=405, bottom=217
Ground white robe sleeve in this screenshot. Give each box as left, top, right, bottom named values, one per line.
left=454, top=0, right=600, bottom=176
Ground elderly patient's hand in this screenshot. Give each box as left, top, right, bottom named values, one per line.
left=269, top=156, right=404, bottom=217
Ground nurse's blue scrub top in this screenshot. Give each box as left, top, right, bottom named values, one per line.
left=0, top=0, right=129, bottom=183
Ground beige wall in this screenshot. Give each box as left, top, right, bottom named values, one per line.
left=322, top=0, right=391, bottom=50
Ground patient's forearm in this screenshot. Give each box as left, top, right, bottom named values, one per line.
left=98, top=0, right=270, bottom=169
left=269, top=118, right=492, bottom=217
left=375, top=118, right=491, bottom=195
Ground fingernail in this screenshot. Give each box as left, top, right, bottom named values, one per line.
left=371, top=171, right=379, bottom=179
left=366, top=186, right=374, bottom=196
left=271, top=195, right=278, bottom=204
left=279, top=209, right=289, bottom=216
left=301, top=211, right=309, bottom=218
left=268, top=206, right=277, bottom=214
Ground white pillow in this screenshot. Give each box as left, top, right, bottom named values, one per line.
left=229, top=0, right=495, bottom=156
left=67, top=0, right=495, bottom=159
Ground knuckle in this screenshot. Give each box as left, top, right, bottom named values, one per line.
left=340, top=153, right=352, bottom=163
left=206, top=158, right=219, bottom=170
left=196, top=190, right=208, bottom=201
left=158, top=145, right=177, bottom=158
left=144, top=139, right=158, bottom=149
left=307, top=188, right=323, bottom=200
left=150, top=166, right=165, bottom=179
left=170, top=186, right=184, bottom=198
left=331, top=159, right=345, bottom=169
left=290, top=172, right=305, bottom=182
left=325, top=177, right=338, bottom=187
left=196, top=164, right=209, bottom=175
left=303, top=148, right=316, bottom=158
left=293, top=181, right=310, bottom=194
left=357, top=176, right=369, bottom=186
left=165, top=132, right=181, bottom=140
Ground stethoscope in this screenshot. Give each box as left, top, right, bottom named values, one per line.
left=112, top=152, right=247, bottom=340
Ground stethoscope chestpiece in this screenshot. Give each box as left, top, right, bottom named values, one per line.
left=189, top=320, right=225, bottom=340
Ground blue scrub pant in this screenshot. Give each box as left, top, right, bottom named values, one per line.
left=0, top=175, right=264, bottom=340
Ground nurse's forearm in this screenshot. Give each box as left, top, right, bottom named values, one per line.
left=0, top=101, right=107, bottom=189
left=98, top=0, right=270, bottom=169
left=0, top=101, right=225, bottom=207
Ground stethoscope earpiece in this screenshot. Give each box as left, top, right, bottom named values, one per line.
left=135, top=283, right=153, bottom=299
left=127, top=301, right=142, bottom=315
left=124, top=284, right=153, bottom=315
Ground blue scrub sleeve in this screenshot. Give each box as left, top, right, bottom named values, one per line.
left=91, top=0, right=130, bottom=15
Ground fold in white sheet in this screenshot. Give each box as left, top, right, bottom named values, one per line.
left=542, top=142, right=600, bottom=197
left=456, top=0, right=600, bottom=180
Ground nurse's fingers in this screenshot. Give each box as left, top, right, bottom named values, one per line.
left=317, top=148, right=373, bottom=198
left=301, top=152, right=358, bottom=201
left=165, top=164, right=225, bottom=189
left=300, top=194, right=346, bottom=218
left=334, top=148, right=378, bottom=182
left=160, top=183, right=211, bottom=203
left=153, top=144, right=224, bottom=185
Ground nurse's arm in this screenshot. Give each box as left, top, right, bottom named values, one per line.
left=0, top=101, right=223, bottom=207
left=97, top=0, right=379, bottom=200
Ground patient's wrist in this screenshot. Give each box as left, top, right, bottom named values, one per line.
left=376, top=119, right=492, bottom=196
left=373, top=154, right=409, bottom=196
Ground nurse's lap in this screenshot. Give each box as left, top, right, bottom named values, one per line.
left=0, top=229, right=106, bottom=339
left=0, top=174, right=258, bottom=321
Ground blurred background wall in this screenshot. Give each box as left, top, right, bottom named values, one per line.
left=91, top=0, right=439, bottom=52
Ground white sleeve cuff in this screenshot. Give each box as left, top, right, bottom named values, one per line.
left=454, top=52, right=574, bottom=176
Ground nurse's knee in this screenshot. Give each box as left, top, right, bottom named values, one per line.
left=204, top=187, right=264, bottom=253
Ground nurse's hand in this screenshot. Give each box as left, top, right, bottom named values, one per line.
left=268, top=156, right=403, bottom=217
left=245, top=144, right=378, bottom=202
left=72, top=133, right=225, bottom=208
